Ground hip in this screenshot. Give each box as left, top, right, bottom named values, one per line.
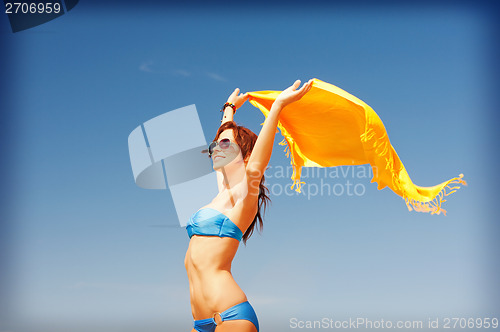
left=189, top=269, right=248, bottom=320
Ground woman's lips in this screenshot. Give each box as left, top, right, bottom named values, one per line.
left=213, top=155, right=225, bottom=160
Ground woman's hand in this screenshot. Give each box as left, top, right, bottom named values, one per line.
left=227, top=88, right=249, bottom=110
left=274, top=79, right=313, bottom=109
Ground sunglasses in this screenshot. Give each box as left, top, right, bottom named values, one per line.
left=208, top=138, right=233, bottom=157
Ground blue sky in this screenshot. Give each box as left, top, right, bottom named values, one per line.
left=1, top=2, right=499, bottom=332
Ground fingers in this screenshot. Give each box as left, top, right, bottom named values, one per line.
left=229, top=88, right=247, bottom=105
left=232, top=89, right=250, bottom=99
left=296, top=79, right=313, bottom=98
left=302, top=79, right=313, bottom=91
left=292, top=79, right=312, bottom=93
left=236, top=92, right=248, bottom=101
left=301, top=79, right=313, bottom=89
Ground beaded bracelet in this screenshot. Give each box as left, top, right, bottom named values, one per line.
left=221, top=102, right=237, bottom=114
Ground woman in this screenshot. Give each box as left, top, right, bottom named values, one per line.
left=185, top=79, right=313, bottom=332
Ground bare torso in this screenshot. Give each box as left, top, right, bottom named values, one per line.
left=184, top=188, right=258, bottom=320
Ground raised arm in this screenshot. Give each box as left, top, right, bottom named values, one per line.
left=246, top=79, right=313, bottom=180
left=220, top=88, right=248, bottom=126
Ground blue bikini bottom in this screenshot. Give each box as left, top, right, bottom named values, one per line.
left=193, top=301, right=259, bottom=332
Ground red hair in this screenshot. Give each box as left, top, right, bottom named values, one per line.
left=213, top=121, right=271, bottom=244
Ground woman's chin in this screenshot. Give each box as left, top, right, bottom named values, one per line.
left=213, top=159, right=229, bottom=170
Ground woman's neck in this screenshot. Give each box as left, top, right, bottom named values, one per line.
left=216, top=161, right=248, bottom=206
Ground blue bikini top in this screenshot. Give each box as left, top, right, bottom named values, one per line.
left=186, top=208, right=243, bottom=242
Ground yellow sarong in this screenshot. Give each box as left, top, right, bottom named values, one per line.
left=248, top=78, right=466, bottom=215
